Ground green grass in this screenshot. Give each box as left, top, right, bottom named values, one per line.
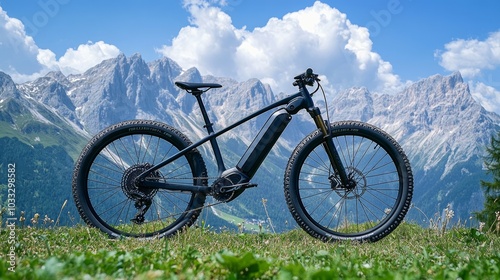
left=1, top=222, right=500, bottom=279
left=212, top=207, right=262, bottom=233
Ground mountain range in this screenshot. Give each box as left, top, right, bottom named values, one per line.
left=1, top=53, right=497, bottom=230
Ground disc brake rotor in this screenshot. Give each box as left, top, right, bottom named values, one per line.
left=331, top=167, right=367, bottom=199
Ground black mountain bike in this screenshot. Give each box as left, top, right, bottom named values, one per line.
left=72, top=68, right=413, bottom=242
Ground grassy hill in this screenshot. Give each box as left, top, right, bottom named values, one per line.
left=1, top=221, right=499, bottom=279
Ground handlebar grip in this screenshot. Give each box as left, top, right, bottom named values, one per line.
left=305, top=68, right=313, bottom=77
left=294, top=68, right=314, bottom=80
left=293, top=68, right=320, bottom=87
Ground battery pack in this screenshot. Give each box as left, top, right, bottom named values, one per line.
left=237, top=109, right=291, bottom=178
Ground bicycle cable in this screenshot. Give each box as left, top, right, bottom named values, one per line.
left=315, top=80, right=332, bottom=136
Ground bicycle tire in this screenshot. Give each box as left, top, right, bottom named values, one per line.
left=72, top=120, right=207, bottom=238
left=284, top=120, right=413, bottom=242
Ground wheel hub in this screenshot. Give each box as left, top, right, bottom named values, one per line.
left=121, top=163, right=160, bottom=201
left=329, top=167, right=367, bottom=199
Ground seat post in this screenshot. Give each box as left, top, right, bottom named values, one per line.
left=193, top=91, right=226, bottom=174
left=193, top=91, right=213, bottom=132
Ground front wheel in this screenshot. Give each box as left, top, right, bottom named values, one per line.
left=72, top=120, right=207, bottom=239
left=284, top=121, right=413, bottom=242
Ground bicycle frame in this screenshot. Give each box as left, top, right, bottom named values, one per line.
left=72, top=66, right=412, bottom=242
left=137, top=82, right=349, bottom=192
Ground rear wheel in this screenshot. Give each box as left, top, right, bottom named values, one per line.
left=72, top=120, right=207, bottom=238
left=284, top=121, right=413, bottom=242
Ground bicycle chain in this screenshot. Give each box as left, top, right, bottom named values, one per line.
left=147, top=175, right=248, bottom=195
left=152, top=174, right=255, bottom=218
left=141, top=175, right=239, bottom=221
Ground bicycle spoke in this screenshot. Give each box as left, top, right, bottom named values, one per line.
left=73, top=121, right=208, bottom=238
left=287, top=124, right=410, bottom=240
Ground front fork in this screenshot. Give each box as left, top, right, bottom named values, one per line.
left=310, top=108, right=353, bottom=189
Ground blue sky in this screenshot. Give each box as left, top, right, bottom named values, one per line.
left=1, top=0, right=500, bottom=112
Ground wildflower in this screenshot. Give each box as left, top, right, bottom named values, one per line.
left=440, top=204, right=454, bottom=236
left=479, top=222, right=485, bottom=232
left=444, top=204, right=454, bottom=220
left=43, top=214, right=54, bottom=226
left=445, top=209, right=454, bottom=220
left=31, top=213, right=40, bottom=225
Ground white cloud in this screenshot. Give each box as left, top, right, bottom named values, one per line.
left=157, top=1, right=402, bottom=95
left=436, top=31, right=500, bottom=114
left=0, top=6, right=43, bottom=79
left=0, top=6, right=120, bottom=82
left=470, top=81, right=500, bottom=113
left=437, top=31, right=500, bottom=79
left=158, top=2, right=243, bottom=78
left=58, top=41, right=121, bottom=75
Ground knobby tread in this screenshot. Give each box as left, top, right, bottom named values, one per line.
left=284, top=120, right=413, bottom=242
left=72, top=119, right=207, bottom=239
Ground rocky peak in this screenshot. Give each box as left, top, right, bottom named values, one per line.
left=149, top=57, right=182, bottom=91
left=370, top=72, right=498, bottom=177
left=0, top=71, right=19, bottom=99
left=44, top=71, right=70, bottom=87
left=330, top=87, right=373, bottom=122
left=177, top=67, right=203, bottom=83
left=403, top=72, right=472, bottom=109
left=387, top=72, right=481, bottom=132
left=31, top=76, right=74, bottom=109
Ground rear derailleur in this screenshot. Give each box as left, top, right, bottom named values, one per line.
left=121, top=163, right=160, bottom=225
left=131, top=198, right=152, bottom=225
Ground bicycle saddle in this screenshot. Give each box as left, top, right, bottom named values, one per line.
left=175, top=82, right=222, bottom=92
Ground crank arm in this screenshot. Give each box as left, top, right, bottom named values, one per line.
left=219, top=182, right=257, bottom=193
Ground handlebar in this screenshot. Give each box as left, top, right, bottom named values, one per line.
left=293, top=68, right=320, bottom=87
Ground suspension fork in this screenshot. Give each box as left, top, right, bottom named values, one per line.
left=309, top=107, right=351, bottom=187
